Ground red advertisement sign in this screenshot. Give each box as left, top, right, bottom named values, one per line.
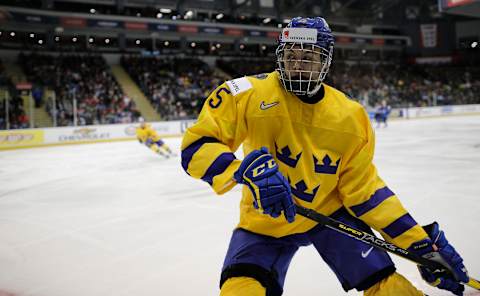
left=177, top=26, right=198, bottom=33
left=16, top=83, right=32, bottom=90
left=446, top=0, right=474, bottom=7
left=124, top=22, right=148, bottom=30
left=225, top=29, right=244, bottom=36
left=267, top=31, right=280, bottom=38
left=60, top=17, right=87, bottom=28
left=336, top=36, right=352, bottom=43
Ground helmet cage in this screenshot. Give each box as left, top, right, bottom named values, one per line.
left=276, top=41, right=333, bottom=96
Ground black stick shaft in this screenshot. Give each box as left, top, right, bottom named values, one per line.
left=295, top=205, right=480, bottom=290
left=295, top=204, right=444, bottom=271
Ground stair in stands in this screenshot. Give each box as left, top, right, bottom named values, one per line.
left=110, top=65, right=161, bottom=122
left=3, top=62, right=53, bottom=128
left=34, top=88, right=53, bottom=127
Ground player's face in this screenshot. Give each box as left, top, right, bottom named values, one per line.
left=282, top=44, right=324, bottom=80
left=140, top=122, right=146, bottom=128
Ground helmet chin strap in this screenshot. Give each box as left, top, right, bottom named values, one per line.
left=297, top=83, right=325, bottom=104
left=307, top=83, right=323, bottom=97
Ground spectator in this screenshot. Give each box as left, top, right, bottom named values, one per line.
left=19, top=52, right=140, bottom=126
left=121, top=55, right=223, bottom=120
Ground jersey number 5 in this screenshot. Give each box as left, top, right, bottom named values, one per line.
left=209, top=87, right=230, bottom=109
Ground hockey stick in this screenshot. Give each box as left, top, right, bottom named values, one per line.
left=295, top=204, right=480, bottom=291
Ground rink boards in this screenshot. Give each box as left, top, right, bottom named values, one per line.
left=0, top=119, right=195, bottom=150
left=2, top=104, right=480, bottom=150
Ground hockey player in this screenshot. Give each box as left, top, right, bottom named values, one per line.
left=136, top=118, right=174, bottom=158
left=374, top=99, right=392, bottom=128
left=181, top=17, right=469, bottom=296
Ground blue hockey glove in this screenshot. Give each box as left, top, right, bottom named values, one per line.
left=409, top=222, right=469, bottom=296
left=234, top=147, right=296, bottom=223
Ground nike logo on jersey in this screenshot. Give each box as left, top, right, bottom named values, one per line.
left=260, top=101, right=279, bottom=110
left=361, top=247, right=374, bottom=258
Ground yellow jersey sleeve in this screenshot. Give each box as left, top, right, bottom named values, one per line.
left=181, top=81, right=250, bottom=194
left=338, top=108, right=428, bottom=249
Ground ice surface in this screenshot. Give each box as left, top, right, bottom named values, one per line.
left=0, top=115, right=479, bottom=296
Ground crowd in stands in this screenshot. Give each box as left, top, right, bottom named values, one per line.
left=19, top=53, right=140, bottom=126
left=122, top=56, right=224, bottom=120
left=216, top=59, right=480, bottom=108
left=2, top=53, right=479, bottom=130
left=216, top=59, right=275, bottom=78
left=329, top=63, right=480, bottom=108
left=0, top=60, right=29, bottom=129
left=0, top=94, right=30, bottom=130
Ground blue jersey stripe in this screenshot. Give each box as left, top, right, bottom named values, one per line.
left=201, top=153, right=236, bottom=185
left=382, top=213, right=417, bottom=239
left=349, top=187, right=395, bottom=217
left=181, top=136, right=220, bottom=173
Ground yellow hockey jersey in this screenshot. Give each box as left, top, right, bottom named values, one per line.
left=181, top=71, right=427, bottom=249
left=136, top=123, right=162, bottom=143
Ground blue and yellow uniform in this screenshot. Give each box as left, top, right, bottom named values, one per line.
left=136, top=123, right=173, bottom=157
left=181, top=72, right=427, bottom=295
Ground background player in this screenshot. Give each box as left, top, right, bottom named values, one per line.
left=374, top=99, right=392, bottom=128
left=181, top=17, right=469, bottom=296
left=136, top=117, right=175, bottom=158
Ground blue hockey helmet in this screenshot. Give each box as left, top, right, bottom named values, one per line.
left=276, top=17, right=334, bottom=96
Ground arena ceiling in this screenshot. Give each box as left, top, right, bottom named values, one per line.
left=4, top=0, right=477, bottom=23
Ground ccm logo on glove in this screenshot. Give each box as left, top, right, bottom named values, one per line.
left=234, top=147, right=296, bottom=223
